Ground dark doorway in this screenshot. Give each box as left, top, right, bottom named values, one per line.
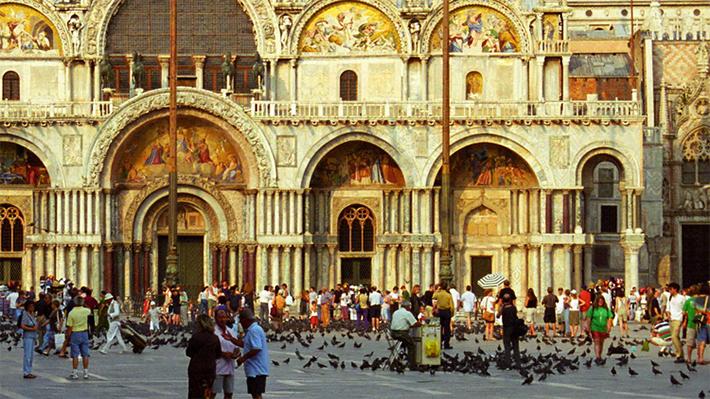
left=158, top=235, right=204, bottom=301
left=341, top=257, right=371, bottom=287
left=0, top=258, right=21, bottom=285
left=470, top=256, right=492, bottom=298
left=682, top=224, right=710, bottom=286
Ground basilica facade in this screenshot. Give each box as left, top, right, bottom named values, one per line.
left=0, top=0, right=707, bottom=301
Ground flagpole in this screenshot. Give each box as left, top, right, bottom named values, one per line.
left=439, top=0, right=453, bottom=286
left=165, top=0, right=179, bottom=286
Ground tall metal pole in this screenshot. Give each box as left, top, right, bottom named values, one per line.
left=439, top=0, right=453, bottom=285
left=165, top=0, right=178, bottom=286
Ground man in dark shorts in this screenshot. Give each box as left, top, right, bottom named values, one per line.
left=235, top=309, right=269, bottom=399
left=541, top=287, right=558, bottom=337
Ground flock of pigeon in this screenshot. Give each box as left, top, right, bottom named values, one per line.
left=1, top=317, right=707, bottom=397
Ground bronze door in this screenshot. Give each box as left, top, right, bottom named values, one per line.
left=158, top=235, right=204, bottom=301
left=470, top=256, right=492, bottom=298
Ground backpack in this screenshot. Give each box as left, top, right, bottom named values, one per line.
left=514, top=317, right=527, bottom=338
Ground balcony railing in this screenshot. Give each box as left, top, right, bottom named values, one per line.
left=537, top=39, right=569, bottom=54
left=250, top=100, right=641, bottom=121
left=0, top=101, right=113, bottom=121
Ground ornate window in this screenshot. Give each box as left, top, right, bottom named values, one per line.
left=0, top=205, right=24, bottom=253
left=465, top=71, right=483, bottom=99
left=105, top=0, right=258, bottom=94
left=339, top=70, right=358, bottom=101
left=338, top=205, right=374, bottom=252
left=2, top=71, right=20, bottom=101
left=681, top=128, right=710, bottom=185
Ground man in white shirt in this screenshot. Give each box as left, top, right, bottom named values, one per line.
left=7, top=288, right=19, bottom=321
left=600, top=287, right=612, bottom=310
left=555, top=288, right=566, bottom=335
left=258, top=286, right=271, bottom=321
left=390, top=301, right=420, bottom=369
left=214, top=308, right=239, bottom=399
left=666, top=282, right=686, bottom=363
left=460, top=286, right=477, bottom=330
left=100, top=293, right=128, bottom=354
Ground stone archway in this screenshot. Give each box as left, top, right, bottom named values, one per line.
left=86, top=88, right=276, bottom=188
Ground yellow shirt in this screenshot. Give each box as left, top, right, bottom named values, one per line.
left=66, top=306, right=91, bottom=332
left=433, top=290, right=453, bottom=310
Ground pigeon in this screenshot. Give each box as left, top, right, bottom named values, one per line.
left=679, top=371, right=690, bottom=380
left=283, top=358, right=290, bottom=364
left=611, top=367, right=617, bottom=376
left=354, top=342, right=362, bottom=348
left=522, top=375, right=533, bottom=385
left=651, top=360, right=660, bottom=368
left=628, top=368, right=638, bottom=376
left=272, top=360, right=280, bottom=366
left=670, top=375, right=682, bottom=386
left=652, top=367, right=662, bottom=375
left=698, top=390, right=705, bottom=399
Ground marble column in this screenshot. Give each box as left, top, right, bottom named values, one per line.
left=327, top=245, right=336, bottom=288
left=540, top=245, right=552, bottom=292
left=87, top=191, right=94, bottom=235
left=412, top=245, right=421, bottom=287
left=385, top=245, right=397, bottom=289
left=220, top=244, right=228, bottom=283
left=535, top=56, right=545, bottom=101
left=46, top=244, right=56, bottom=278
left=573, top=245, right=583, bottom=291
left=229, top=245, right=238, bottom=285
left=56, top=245, right=66, bottom=281
left=420, top=56, right=429, bottom=100
left=104, top=245, right=113, bottom=292
left=158, top=55, right=169, bottom=88
left=22, top=245, right=33, bottom=291
left=92, top=245, right=101, bottom=294
left=68, top=245, right=78, bottom=284
left=374, top=245, right=386, bottom=289
left=271, top=246, right=280, bottom=286
left=122, top=245, right=131, bottom=299
left=32, top=246, right=44, bottom=289
left=80, top=245, right=89, bottom=288
left=296, top=191, right=304, bottom=235
left=422, top=245, right=433, bottom=289
left=142, top=244, right=151, bottom=292
left=562, top=245, right=572, bottom=290
left=132, top=244, right=141, bottom=298
left=583, top=245, right=593, bottom=287
left=289, top=59, right=297, bottom=101
left=282, top=246, right=292, bottom=289
left=315, top=246, right=324, bottom=288
left=528, top=245, right=540, bottom=297
left=56, top=190, right=63, bottom=234
left=193, top=55, right=206, bottom=89
left=561, top=56, right=570, bottom=102
left=293, top=245, right=303, bottom=295
left=510, top=245, right=523, bottom=295
left=79, top=190, right=86, bottom=235
left=622, top=238, right=643, bottom=295
left=303, top=245, right=312, bottom=290
left=274, top=191, right=281, bottom=236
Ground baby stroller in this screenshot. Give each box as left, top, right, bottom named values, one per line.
left=120, top=323, right=147, bottom=354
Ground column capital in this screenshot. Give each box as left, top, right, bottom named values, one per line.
left=192, top=55, right=207, bottom=67
left=572, top=245, right=583, bottom=254
left=289, top=58, right=297, bottom=68
left=157, top=54, right=170, bottom=64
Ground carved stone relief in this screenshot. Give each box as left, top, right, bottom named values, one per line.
left=549, top=136, right=569, bottom=168
left=62, top=135, right=82, bottom=166
left=276, top=135, right=296, bottom=167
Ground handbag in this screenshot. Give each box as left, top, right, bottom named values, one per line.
left=514, top=318, right=527, bottom=338
left=54, top=333, right=65, bottom=348
left=483, top=311, right=495, bottom=322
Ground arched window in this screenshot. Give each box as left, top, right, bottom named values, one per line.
left=338, top=205, right=374, bottom=252
left=465, top=71, right=483, bottom=99
left=681, top=128, right=710, bottom=185
left=2, top=71, right=20, bottom=101
left=339, top=70, right=358, bottom=101
left=0, top=205, right=24, bottom=253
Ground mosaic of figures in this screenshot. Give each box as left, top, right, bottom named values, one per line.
left=115, top=117, right=245, bottom=185
left=0, top=142, right=50, bottom=186
left=0, top=4, right=61, bottom=55
left=311, top=142, right=404, bottom=188
left=299, top=2, right=400, bottom=54
left=448, top=144, right=537, bottom=188
left=542, top=14, right=561, bottom=41
left=430, top=6, right=520, bottom=53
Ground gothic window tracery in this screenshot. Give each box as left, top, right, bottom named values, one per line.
left=681, top=127, right=710, bottom=185
left=0, top=205, right=24, bottom=253
left=338, top=205, right=374, bottom=253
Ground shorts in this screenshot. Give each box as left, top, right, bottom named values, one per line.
left=569, top=310, right=580, bottom=326
left=686, top=327, right=697, bottom=347
left=369, top=305, right=381, bottom=319
left=697, top=325, right=709, bottom=344
left=208, top=299, right=217, bottom=309
left=247, top=375, right=267, bottom=395
left=543, top=308, right=556, bottom=323
left=213, top=374, right=235, bottom=394
left=592, top=331, right=609, bottom=340
left=524, top=308, right=536, bottom=324
left=70, top=331, right=90, bottom=358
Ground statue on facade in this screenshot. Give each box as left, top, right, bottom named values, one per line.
left=647, top=1, right=663, bottom=40
left=67, top=14, right=83, bottom=56
left=132, top=51, right=145, bottom=90
left=279, top=14, right=292, bottom=49
left=221, top=53, right=235, bottom=92
left=252, top=53, right=265, bottom=91
left=409, top=19, right=421, bottom=53
left=682, top=191, right=694, bottom=210
left=99, top=53, right=113, bottom=89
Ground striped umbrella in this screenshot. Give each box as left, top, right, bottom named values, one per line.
left=477, top=273, right=506, bottom=289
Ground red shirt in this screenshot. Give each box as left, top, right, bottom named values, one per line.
left=579, top=290, right=592, bottom=312
left=84, top=295, right=98, bottom=310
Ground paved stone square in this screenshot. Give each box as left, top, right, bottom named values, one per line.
left=1, top=322, right=708, bottom=399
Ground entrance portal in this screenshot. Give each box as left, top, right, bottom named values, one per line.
left=158, top=235, right=204, bottom=300
left=470, top=256, right=492, bottom=298
left=341, top=258, right=371, bottom=287
left=682, top=224, right=710, bottom=286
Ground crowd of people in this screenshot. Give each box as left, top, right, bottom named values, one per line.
left=1, top=273, right=708, bottom=395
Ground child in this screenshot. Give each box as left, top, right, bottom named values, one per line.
left=649, top=320, right=673, bottom=356
left=309, top=301, right=319, bottom=331
left=146, top=301, right=161, bottom=334
left=417, top=305, right=427, bottom=323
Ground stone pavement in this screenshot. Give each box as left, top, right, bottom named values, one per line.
left=1, top=323, right=708, bottom=399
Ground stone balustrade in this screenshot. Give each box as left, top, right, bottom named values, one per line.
left=250, top=99, right=641, bottom=123
left=0, top=100, right=113, bottom=122
left=537, top=39, right=570, bottom=54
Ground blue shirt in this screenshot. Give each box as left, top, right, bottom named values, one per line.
left=21, top=311, right=38, bottom=340
left=243, top=322, right=269, bottom=378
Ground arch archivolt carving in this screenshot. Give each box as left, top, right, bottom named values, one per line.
left=86, top=88, right=276, bottom=188
left=288, top=0, right=409, bottom=56
left=0, top=0, right=72, bottom=57
left=423, top=129, right=549, bottom=187
left=298, top=127, right=418, bottom=188
left=419, top=0, right=532, bottom=55
left=141, top=194, right=219, bottom=243
left=573, top=143, right=640, bottom=187
left=0, top=132, right=66, bottom=187
left=125, top=177, right=235, bottom=243
left=82, top=0, right=278, bottom=57
left=676, top=123, right=710, bottom=162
